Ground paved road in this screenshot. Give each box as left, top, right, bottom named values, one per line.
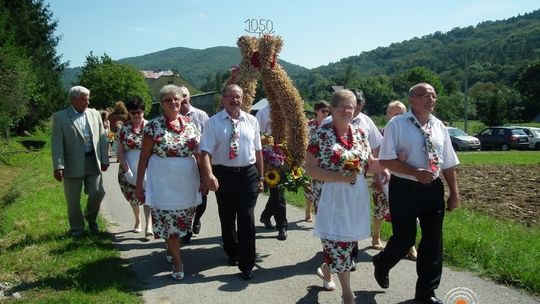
left=100, top=162, right=538, bottom=304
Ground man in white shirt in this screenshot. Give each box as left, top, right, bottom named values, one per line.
left=373, top=83, right=460, bottom=304
left=199, top=84, right=264, bottom=281
left=255, top=104, right=288, bottom=240
left=178, top=86, right=210, bottom=243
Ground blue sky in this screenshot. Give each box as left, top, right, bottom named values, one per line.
left=46, top=0, right=539, bottom=69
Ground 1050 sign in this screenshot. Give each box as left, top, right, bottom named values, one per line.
left=244, top=18, right=274, bottom=35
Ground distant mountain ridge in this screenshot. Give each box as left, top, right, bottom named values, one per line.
left=61, top=9, right=540, bottom=92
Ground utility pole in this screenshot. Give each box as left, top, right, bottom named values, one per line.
left=463, top=49, right=469, bottom=133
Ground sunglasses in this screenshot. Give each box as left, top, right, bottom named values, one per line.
left=129, top=110, right=143, bottom=115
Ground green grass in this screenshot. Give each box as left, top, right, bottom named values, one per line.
left=0, top=136, right=141, bottom=303
left=457, top=150, right=540, bottom=165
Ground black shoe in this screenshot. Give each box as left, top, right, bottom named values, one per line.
left=260, top=217, right=275, bottom=229
left=88, top=223, right=99, bottom=234
left=192, top=220, right=201, bottom=234
left=372, top=254, right=389, bottom=289
left=182, top=232, right=192, bottom=244
left=414, top=295, right=443, bottom=304
left=241, top=270, right=253, bottom=280
left=277, top=229, right=287, bottom=241
left=228, top=256, right=238, bottom=266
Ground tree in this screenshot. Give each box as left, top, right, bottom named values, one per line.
left=78, top=53, right=152, bottom=111
left=0, top=0, right=65, bottom=134
left=0, top=46, right=37, bottom=139
left=469, top=82, right=516, bottom=126
left=352, top=75, right=397, bottom=116
left=516, top=60, right=540, bottom=120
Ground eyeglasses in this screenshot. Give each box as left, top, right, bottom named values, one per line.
left=162, top=97, right=180, bottom=103
left=414, top=93, right=438, bottom=101
left=129, top=110, right=143, bottom=115
left=223, top=95, right=242, bottom=100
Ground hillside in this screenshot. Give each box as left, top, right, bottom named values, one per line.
left=62, top=46, right=309, bottom=89
left=61, top=9, right=540, bottom=98
left=309, top=9, right=540, bottom=87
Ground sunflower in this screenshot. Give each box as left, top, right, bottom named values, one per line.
left=290, top=167, right=304, bottom=179
left=264, top=170, right=281, bottom=188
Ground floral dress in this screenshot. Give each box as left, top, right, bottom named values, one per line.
left=372, top=127, right=391, bottom=221
left=307, top=123, right=372, bottom=273
left=117, top=120, right=145, bottom=206
left=143, top=115, right=202, bottom=239
left=304, top=119, right=323, bottom=207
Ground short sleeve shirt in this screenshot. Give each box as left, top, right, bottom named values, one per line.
left=143, top=115, right=199, bottom=158
left=118, top=120, right=146, bottom=151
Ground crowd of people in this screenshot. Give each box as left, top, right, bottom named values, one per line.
left=51, top=82, right=459, bottom=304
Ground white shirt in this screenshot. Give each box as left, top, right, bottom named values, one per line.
left=199, top=110, right=262, bottom=167
left=71, top=106, right=93, bottom=153
left=183, top=105, right=209, bottom=133
left=378, top=111, right=459, bottom=181
left=255, top=104, right=271, bottom=134
left=322, top=112, right=383, bottom=150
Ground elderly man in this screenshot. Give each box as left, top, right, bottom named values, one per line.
left=199, top=84, right=264, bottom=280
left=51, top=85, right=110, bottom=237
left=373, top=83, right=460, bottom=304
left=177, top=86, right=210, bottom=244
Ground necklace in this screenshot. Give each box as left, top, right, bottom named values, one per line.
left=131, top=120, right=145, bottom=135
left=165, top=115, right=185, bottom=134
left=333, top=125, right=354, bottom=149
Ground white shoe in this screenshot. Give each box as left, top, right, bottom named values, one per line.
left=171, top=265, right=184, bottom=281
left=316, top=264, right=336, bottom=291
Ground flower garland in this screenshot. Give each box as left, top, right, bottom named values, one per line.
left=165, top=115, right=185, bottom=134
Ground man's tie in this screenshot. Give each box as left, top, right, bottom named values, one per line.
left=408, top=117, right=441, bottom=172
left=228, top=117, right=239, bottom=159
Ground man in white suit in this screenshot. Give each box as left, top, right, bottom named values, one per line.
left=51, top=86, right=110, bottom=236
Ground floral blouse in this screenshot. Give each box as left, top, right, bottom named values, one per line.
left=307, top=123, right=371, bottom=175
left=143, top=115, right=199, bottom=158
left=118, top=120, right=146, bottom=151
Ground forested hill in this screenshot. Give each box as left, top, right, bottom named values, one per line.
left=116, top=46, right=307, bottom=88
left=308, top=9, right=540, bottom=87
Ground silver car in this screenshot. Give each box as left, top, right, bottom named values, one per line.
left=447, top=127, right=481, bottom=151
left=516, top=126, right=540, bottom=150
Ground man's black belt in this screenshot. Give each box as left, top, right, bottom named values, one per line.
left=391, top=174, right=440, bottom=188
left=213, top=164, right=253, bottom=173
left=85, top=151, right=94, bottom=156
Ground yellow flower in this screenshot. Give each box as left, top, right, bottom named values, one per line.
left=291, top=167, right=303, bottom=179
left=264, top=170, right=281, bottom=187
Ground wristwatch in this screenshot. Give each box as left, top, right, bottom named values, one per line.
left=259, top=176, right=265, bottom=182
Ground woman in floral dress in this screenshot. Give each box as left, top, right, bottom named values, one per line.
left=135, top=85, right=202, bottom=281
left=304, top=100, right=330, bottom=221
left=117, top=97, right=152, bottom=237
left=305, top=89, right=381, bottom=304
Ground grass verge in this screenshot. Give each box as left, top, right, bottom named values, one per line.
left=0, top=136, right=141, bottom=303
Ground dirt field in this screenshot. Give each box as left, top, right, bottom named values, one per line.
left=455, top=164, right=539, bottom=227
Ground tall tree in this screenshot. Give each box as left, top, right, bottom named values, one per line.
left=78, top=53, right=153, bottom=111
left=516, top=60, right=540, bottom=120
left=0, top=0, right=65, bottom=133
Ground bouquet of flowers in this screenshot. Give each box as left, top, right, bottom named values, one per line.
left=261, top=134, right=310, bottom=192
left=342, top=156, right=361, bottom=185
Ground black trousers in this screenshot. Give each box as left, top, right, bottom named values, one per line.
left=193, top=195, right=208, bottom=224
left=213, top=164, right=260, bottom=273
left=260, top=186, right=288, bottom=230
left=378, top=175, right=445, bottom=298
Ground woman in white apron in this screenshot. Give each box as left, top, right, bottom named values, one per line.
left=117, top=97, right=152, bottom=237
left=135, top=85, right=203, bottom=281
left=305, top=89, right=382, bottom=304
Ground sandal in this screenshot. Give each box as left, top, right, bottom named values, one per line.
left=171, top=264, right=184, bottom=280
left=407, top=246, right=417, bottom=261
left=371, top=238, right=384, bottom=250
left=316, top=264, right=336, bottom=291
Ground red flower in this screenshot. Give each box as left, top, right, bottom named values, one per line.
left=330, top=151, right=342, bottom=164
left=250, top=51, right=260, bottom=69
left=307, top=144, right=319, bottom=155
left=187, top=138, right=197, bottom=150
left=337, top=242, right=348, bottom=249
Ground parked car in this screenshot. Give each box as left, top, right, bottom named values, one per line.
left=514, top=126, right=540, bottom=150
left=446, top=127, right=480, bottom=151
left=475, top=127, right=529, bottom=151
